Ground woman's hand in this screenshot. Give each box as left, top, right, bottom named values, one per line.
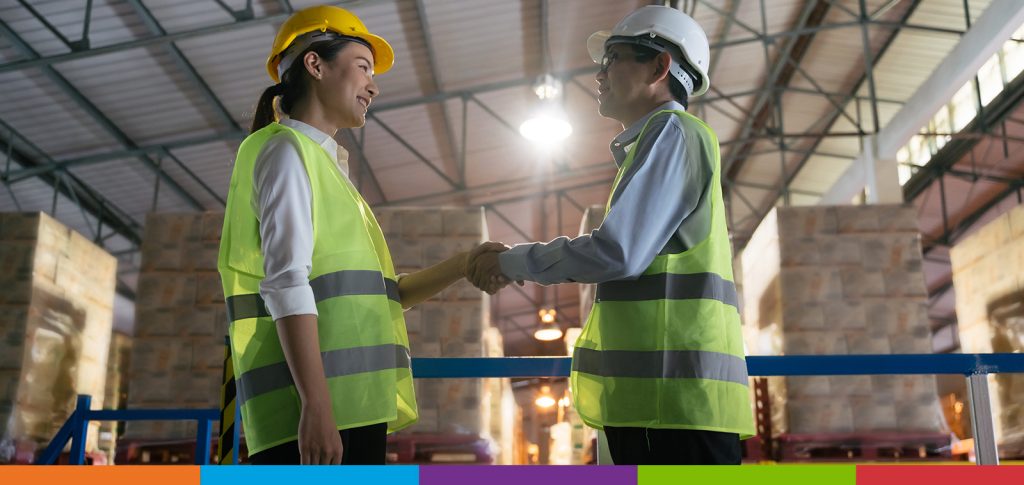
left=298, top=400, right=343, bottom=464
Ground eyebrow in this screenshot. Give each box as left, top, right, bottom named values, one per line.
left=355, top=55, right=373, bottom=65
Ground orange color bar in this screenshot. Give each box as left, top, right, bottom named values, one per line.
left=0, top=466, right=200, bottom=485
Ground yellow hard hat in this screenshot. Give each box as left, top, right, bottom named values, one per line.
left=266, top=5, right=394, bottom=83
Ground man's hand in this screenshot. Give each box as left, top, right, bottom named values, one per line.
left=465, top=242, right=513, bottom=294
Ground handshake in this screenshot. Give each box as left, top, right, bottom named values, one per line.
left=463, top=242, right=522, bottom=294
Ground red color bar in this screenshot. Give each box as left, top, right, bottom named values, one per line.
left=858, top=465, right=1024, bottom=485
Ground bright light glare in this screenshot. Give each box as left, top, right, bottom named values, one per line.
left=519, top=114, right=572, bottom=146
left=534, top=327, right=564, bottom=341
left=535, top=395, right=556, bottom=408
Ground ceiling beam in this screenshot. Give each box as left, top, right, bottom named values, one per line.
left=0, top=120, right=142, bottom=244
left=124, top=0, right=240, bottom=132
left=0, top=17, right=204, bottom=211
left=823, top=0, right=1024, bottom=204
left=722, top=0, right=831, bottom=180
left=408, top=0, right=463, bottom=189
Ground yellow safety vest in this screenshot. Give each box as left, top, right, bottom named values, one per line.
left=218, top=123, right=417, bottom=455
left=570, top=110, right=755, bottom=438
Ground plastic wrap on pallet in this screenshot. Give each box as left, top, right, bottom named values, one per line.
left=741, top=206, right=946, bottom=439
left=950, top=205, right=1024, bottom=458
left=0, top=213, right=116, bottom=463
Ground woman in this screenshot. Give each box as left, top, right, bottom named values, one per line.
left=218, top=5, right=501, bottom=465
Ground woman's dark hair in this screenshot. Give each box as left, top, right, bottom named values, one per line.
left=251, top=38, right=361, bottom=133
left=629, top=43, right=693, bottom=109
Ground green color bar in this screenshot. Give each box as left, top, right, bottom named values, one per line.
left=639, top=465, right=856, bottom=484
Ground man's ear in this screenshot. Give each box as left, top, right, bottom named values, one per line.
left=650, top=51, right=674, bottom=85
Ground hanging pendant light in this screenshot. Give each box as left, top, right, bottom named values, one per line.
left=534, top=308, right=563, bottom=341
left=535, top=385, right=556, bottom=409
left=520, top=74, right=573, bottom=148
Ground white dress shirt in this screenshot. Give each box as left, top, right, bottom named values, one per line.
left=254, top=118, right=351, bottom=321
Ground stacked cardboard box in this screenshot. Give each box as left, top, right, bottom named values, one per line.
left=98, top=332, right=132, bottom=462
left=741, top=205, right=944, bottom=435
left=375, top=207, right=515, bottom=460
left=482, top=327, right=515, bottom=464
left=124, top=212, right=227, bottom=441
left=949, top=205, right=1024, bottom=458
left=0, top=212, right=116, bottom=462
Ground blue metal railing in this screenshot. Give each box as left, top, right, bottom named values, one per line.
left=39, top=353, right=1024, bottom=466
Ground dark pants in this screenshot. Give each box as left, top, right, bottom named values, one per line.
left=604, top=427, right=741, bottom=465
left=248, top=422, right=388, bottom=465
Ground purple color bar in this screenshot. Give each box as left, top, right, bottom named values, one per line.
left=420, top=466, right=637, bottom=485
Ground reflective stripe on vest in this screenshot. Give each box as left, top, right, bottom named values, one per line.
left=595, top=272, right=738, bottom=308
left=226, top=270, right=400, bottom=322
left=570, top=109, right=755, bottom=438
left=218, top=123, right=418, bottom=454
left=237, top=344, right=411, bottom=405
left=572, top=347, right=748, bottom=385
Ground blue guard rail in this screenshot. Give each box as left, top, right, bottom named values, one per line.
left=38, top=353, right=1024, bottom=466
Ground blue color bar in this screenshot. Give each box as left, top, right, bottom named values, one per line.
left=200, top=465, right=418, bottom=484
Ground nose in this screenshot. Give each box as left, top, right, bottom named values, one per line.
left=367, top=78, right=379, bottom=99
left=595, top=68, right=606, bottom=83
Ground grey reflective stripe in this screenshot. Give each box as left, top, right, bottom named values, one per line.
left=226, top=294, right=271, bottom=322
left=310, top=270, right=398, bottom=303
left=572, top=347, right=749, bottom=386
left=237, top=344, right=411, bottom=405
left=226, top=270, right=400, bottom=321
left=596, top=272, right=737, bottom=308
left=384, top=278, right=400, bottom=303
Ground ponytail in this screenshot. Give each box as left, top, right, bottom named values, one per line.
left=251, top=83, right=283, bottom=134
left=250, top=37, right=358, bottom=134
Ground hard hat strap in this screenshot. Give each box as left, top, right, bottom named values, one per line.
left=606, top=35, right=698, bottom=96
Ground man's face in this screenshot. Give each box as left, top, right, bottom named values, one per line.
left=595, top=43, right=654, bottom=124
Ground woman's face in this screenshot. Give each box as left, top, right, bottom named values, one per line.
left=313, top=42, right=379, bottom=129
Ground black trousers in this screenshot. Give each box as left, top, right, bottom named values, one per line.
left=604, top=427, right=741, bottom=465
left=248, top=422, right=388, bottom=465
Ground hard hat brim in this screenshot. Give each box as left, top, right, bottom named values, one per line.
left=586, top=29, right=710, bottom=96
left=587, top=31, right=612, bottom=64
left=266, top=29, right=395, bottom=83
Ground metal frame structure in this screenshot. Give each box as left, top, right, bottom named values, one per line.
left=39, top=352, right=1024, bottom=466
left=2, top=0, right=1023, bottom=352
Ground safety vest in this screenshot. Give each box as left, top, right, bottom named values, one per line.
left=218, top=123, right=417, bottom=455
left=570, top=110, right=755, bottom=438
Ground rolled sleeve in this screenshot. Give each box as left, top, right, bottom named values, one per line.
left=261, top=284, right=317, bottom=321
left=253, top=136, right=319, bottom=320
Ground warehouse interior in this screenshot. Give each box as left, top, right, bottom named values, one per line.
left=0, top=0, right=1023, bottom=465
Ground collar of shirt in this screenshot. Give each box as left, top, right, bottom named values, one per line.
left=280, top=118, right=351, bottom=177
left=610, top=100, right=686, bottom=167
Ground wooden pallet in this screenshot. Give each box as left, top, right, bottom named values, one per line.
left=773, top=432, right=952, bottom=462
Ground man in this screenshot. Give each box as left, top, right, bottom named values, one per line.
left=469, top=6, right=755, bottom=465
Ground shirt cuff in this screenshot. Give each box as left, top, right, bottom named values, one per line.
left=261, top=284, right=318, bottom=321
left=499, top=245, right=534, bottom=282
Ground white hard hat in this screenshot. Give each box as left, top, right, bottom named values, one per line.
left=587, top=5, right=711, bottom=96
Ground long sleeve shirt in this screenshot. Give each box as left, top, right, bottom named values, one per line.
left=253, top=119, right=350, bottom=321
left=498, top=100, right=712, bottom=284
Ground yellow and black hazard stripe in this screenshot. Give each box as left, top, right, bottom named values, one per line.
left=217, top=335, right=238, bottom=464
